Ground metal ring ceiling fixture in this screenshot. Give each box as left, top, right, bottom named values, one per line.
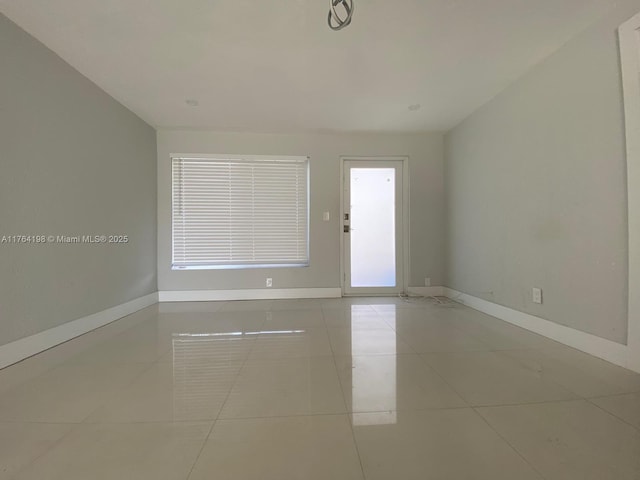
left=328, top=0, right=354, bottom=31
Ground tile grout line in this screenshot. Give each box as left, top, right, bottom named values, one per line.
left=419, top=346, right=587, bottom=404
left=405, top=319, right=594, bottom=411
left=488, top=349, right=588, bottom=400
left=410, top=345, right=474, bottom=409
left=469, top=397, right=586, bottom=409
left=586, top=388, right=640, bottom=400
left=184, top=309, right=269, bottom=480
left=80, top=361, right=160, bottom=425
left=472, top=407, right=551, bottom=480
left=322, top=306, right=368, bottom=480
left=183, top=420, right=216, bottom=480
left=585, top=397, right=640, bottom=434
left=487, top=349, right=635, bottom=402
left=200, top=406, right=474, bottom=422
left=205, top=312, right=269, bottom=425
left=5, top=419, right=80, bottom=477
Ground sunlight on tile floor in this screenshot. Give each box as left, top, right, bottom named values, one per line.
left=1, top=297, right=639, bottom=479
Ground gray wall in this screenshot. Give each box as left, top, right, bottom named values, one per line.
left=445, top=1, right=640, bottom=344
left=0, top=15, right=157, bottom=347
left=157, top=130, right=444, bottom=292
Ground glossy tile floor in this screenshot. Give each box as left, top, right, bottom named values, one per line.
left=1, top=297, right=640, bottom=479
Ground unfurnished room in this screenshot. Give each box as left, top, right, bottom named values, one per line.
left=1, top=0, right=640, bottom=479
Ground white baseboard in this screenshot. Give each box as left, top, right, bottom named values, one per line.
left=443, top=288, right=630, bottom=369
left=407, top=286, right=445, bottom=297
left=0, top=292, right=159, bottom=370
left=629, top=344, right=640, bottom=373
left=159, top=288, right=343, bottom=302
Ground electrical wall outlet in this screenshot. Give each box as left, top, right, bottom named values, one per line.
left=266, top=278, right=273, bottom=288
left=532, top=287, right=543, bottom=304
left=424, top=277, right=431, bottom=287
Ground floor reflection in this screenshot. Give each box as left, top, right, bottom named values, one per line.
left=351, top=304, right=397, bottom=426
left=171, top=333, right=244, bottom=420
left=171, top=329, right=308, bottom=418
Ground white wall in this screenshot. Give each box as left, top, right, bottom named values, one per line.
left=444, top=0, right=640, bottom=344
left=0, top=15, right=157, bottom=347
left=157, top=130, right=444, bottom=293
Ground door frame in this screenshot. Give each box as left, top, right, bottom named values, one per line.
left=619, top=12, right=640, bottom=372
left=339, top=156, right=410, bottom=296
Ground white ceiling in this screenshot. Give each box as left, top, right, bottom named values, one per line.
left=0, top=0, right=617, bottom=132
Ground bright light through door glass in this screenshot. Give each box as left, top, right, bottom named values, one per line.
left=350, top=168, right=396, bottom=287
left=351, top=305, right=397, bottom=426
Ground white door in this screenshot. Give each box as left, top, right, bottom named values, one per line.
left=343, top=160, right=404, bottom=295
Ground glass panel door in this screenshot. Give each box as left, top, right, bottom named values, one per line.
left=344, top=160, right=404, bottom=295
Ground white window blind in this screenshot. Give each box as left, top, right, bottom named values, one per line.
left=172, top=155, right=309, bottom=269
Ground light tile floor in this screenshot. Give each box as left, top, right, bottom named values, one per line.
left=1, top=297, right=640, bottom=479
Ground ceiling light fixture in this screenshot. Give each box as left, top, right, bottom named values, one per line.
left=328, top=0, right=354, bottom=31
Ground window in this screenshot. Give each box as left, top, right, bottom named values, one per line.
left=172, top=155, right=309, bottom=270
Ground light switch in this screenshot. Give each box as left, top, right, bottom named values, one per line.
left=323, top=211, right=330, bottom=221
